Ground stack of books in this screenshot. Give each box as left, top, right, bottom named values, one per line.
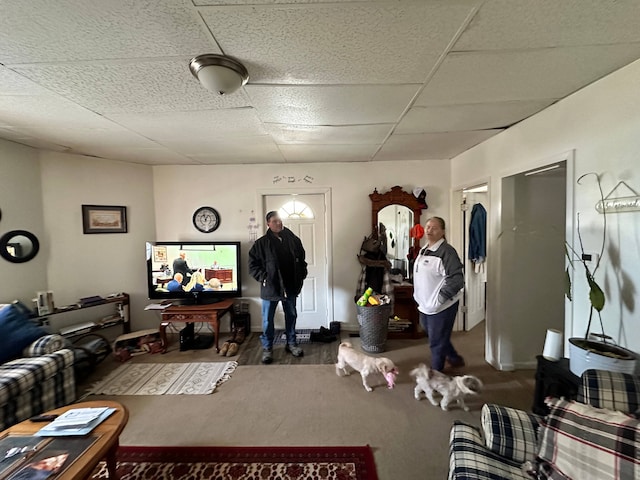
left=35, top=407, right=116, bottom=437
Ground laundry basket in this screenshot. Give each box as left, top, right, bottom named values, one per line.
left=356, top=304, right=392, bottom=353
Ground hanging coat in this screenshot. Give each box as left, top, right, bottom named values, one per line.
left=468, top=203, right=487, bottom=264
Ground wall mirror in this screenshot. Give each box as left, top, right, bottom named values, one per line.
left=370, top=186, right=427, bottom=278
left=0, top=230, right=40, bottom=263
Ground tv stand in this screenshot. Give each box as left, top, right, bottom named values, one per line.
left=159, top=298, right=234, bottom=353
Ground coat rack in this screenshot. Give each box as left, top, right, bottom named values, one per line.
left=595, top=180, right=640, bottom=213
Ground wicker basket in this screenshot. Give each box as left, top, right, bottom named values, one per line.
left=356, top=304, right=392, bottom=353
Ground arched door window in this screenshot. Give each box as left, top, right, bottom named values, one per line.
left=278, top=200, right=314, bottom=219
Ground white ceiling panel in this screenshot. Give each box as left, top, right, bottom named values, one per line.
left=78, top=147, right=194, bottom=166
left=107, top=108, right=266, bottom=142
left=199, top=2, right=478, bottom=84
left=160, top=134, right=280, bottom=157
left=264, top=124, right=394, bottom=145
left=12, top=60, right=251, bottom=114
left=246, top=85, right=420, bottom=125
left=455, top=0, right=640, bottom=51
left=373, top=130, right=502, bottom=161
left=418, top=45, right=640, bottom=106
left=0, top=0, right=215, bottom=64
left=188, top=138, right=285, bottom=164
left=396, top=100, right=556, bottom=134
left=0, top=67, right=51, bottom=95
left=279, top=144, right=379, bottom=163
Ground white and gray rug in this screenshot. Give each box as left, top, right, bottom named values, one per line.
left=88, top=362, right=237, bottom=395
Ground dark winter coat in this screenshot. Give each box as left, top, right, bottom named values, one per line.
left=248, top=227, right=308, bottom=301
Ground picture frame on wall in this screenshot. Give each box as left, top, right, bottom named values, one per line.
left=82, top=205, right=128, bottom=234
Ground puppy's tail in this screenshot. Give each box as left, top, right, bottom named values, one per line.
left=339, top=341, right=353, bottom=349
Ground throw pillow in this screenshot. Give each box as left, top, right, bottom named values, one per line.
left=579, top=369, right=640, bottom=415
left=537, top=398, right=640, bottom=480
left=481, top=404, right=540, bottom=463
left=0, top=304, right=48, bottom=363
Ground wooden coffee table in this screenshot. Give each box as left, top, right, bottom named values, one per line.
left=0, top=400, right=128, bottom=479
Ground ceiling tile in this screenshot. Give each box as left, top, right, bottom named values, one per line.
left=396, top=100, right=556, bottom=133
left=12, top=60, right=252, bottom=114
left=76, top=147, right=195, bottom=165
left=419, top=45, right=640, bottom=105
left=278, top=144, right=379, bottom=163
left=456, top=0, right=640, bottom=51
left=373, top=130, right=502, bottom=161
left=107, top=108, right=266, bottom=141
left=246, top=85, right=420, bottom=125
left=0, top=67, right=50, bottom=95
left=0, top=0, right=216, bottom=64
left=187, top=138, right=285, bottom=164
left=161, top=134, right=279, bottom=156
left=264, top=124, right=394, bottom=145
left=199, top=2, right=478, bottom=84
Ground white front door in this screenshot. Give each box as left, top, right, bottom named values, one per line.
left=264, top=193, right=329, bottom=329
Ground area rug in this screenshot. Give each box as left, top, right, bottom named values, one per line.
left=237, top=333, right=341, bottom=366
left=90, top=445, right=378, bottom=480
left=88, top=362, right=237, bottom=395
left=273, top=328, right=313, bottom=344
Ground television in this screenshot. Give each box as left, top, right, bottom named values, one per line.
left=146, top=241, right=242, bottom=304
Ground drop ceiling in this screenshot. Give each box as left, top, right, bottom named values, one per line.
left=1, top=0, right=639, bottom=165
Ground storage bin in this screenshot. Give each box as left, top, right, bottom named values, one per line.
left=356, top=304, right=392, bottom=353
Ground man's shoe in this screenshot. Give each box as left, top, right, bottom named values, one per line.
left=234, top=327, right=246, bottom=345
left=447, top=356, right=466, bottom=368
left=219, top=341, right=230, bottom=356
left=261, top=349, right=273, bottom=364
left=310, top=331, right=336, bottom=343
left=285, top=344, right=304, bottom=357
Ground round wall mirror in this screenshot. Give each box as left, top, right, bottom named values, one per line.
left=0, top=230, right=40, bottom=263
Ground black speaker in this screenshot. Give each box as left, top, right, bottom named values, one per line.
left=179, top=324, right=195, bottom=351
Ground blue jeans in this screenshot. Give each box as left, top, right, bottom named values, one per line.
left=419, top=302, right=461, bottom=371
left=260, top=295, right=298, bottom=350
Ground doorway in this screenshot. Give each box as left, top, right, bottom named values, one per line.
left=263, top=193, right=329, bottom=329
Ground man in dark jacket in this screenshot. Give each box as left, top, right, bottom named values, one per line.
left=248, top=211, right=308, bottom=364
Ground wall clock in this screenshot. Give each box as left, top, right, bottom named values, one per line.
left=192, top=206, right=220, bottom=233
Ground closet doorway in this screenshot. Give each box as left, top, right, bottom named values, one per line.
left=451, top=184, right=489, bottom=332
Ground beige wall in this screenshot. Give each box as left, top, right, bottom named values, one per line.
left=0, top=140, right=47, bottom=303
left=451, top=58, right=640, bottom=369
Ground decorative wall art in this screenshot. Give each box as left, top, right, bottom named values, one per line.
left=82, top=205, right=128, bottom=234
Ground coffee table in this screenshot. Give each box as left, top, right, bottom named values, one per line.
left=0, top=400, right=128, bottom=479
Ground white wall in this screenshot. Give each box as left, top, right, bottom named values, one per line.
left=0, top=139, right=47, bottom=304
left=451, top=59, right=640, bottom=369
left=39, top=152, right=158, bottom=330
left=153, top=160, right=450, bottom=330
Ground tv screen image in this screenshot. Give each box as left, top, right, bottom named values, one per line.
left=146, top=241, right=241, bottom=303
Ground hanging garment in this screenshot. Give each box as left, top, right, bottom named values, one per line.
left=468, top=203, right=487, bottom=264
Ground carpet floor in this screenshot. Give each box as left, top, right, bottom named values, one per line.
left=90, top=445, right=378, bottom=480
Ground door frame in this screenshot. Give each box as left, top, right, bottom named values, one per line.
left=256, top=187, right=334, bottom=324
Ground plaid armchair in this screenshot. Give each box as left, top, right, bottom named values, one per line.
left=449, top=369, right=640, bottom=480
left=0, top=334, right=76, bottom=430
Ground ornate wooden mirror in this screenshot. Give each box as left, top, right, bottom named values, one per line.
left=370, top=186, right=427, bottom=277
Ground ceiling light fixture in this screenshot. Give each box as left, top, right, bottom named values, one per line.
left=189, top=54, right=249, bottom=96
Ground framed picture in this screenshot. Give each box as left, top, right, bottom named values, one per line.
left=82, top=205, right=128, bottom=234
left=153, top=245, right=168, bottom=263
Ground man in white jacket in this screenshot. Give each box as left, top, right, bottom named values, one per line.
left=413, top=217, right=465, bottom=372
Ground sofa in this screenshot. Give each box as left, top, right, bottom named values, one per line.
left=0, top=303, right=76, bottom=430
left=449, top=369, right=640, bottom=480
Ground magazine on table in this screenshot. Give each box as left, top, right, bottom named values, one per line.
left=0, top=436, right=96, bottom=480
left=35, top=407, right=116, bottom=437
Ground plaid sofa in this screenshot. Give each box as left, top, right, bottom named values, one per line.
left=449, top=369, right=640, bottom=480
left=0, top=334, right=76, bottom=430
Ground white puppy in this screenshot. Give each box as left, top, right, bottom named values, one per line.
left=335, top=342, right=398, bottom=392
left=409, top=363, right=482, bottom=411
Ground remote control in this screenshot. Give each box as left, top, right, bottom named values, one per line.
left=29, top=414, right=58, bottom=422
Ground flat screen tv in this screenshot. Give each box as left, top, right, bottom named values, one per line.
left=146, top=241, right=242, bottom=304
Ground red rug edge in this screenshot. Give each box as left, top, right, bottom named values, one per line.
left=117, top=445, right=378, bottom=480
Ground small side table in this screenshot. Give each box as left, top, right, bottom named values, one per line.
left=532, top=355, right=580, bottom=415
left=159, top=299, right=234, bottom=353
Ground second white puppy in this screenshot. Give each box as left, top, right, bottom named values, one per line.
left=410, top=363, right=482, bottom=411
left=335, top=342, right=398, bottom=392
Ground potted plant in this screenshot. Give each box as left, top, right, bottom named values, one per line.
left=565, top=172, right=637, bottom=376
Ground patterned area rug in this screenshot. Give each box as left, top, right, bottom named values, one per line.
left=273, top=329, right=313, bottom=345
left=87, top=362, right=237, bottom=395
left=91, top=445, right=378, bottom=480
